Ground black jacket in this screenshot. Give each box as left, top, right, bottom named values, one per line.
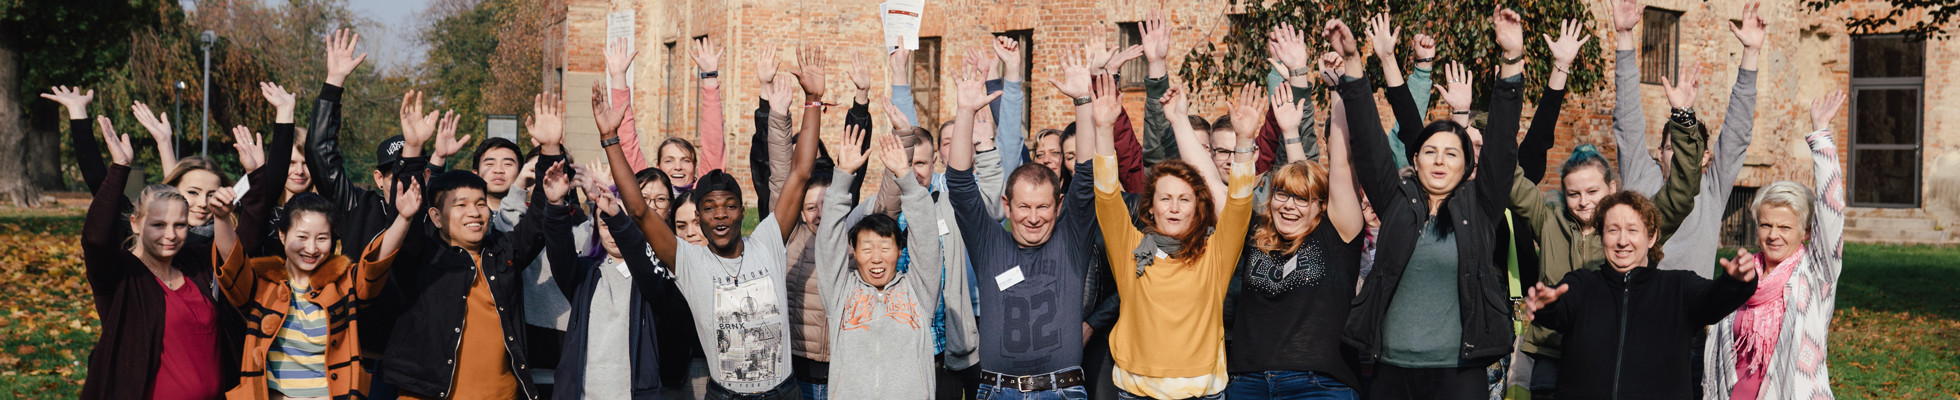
left=550, top=210, right=674, bottom=399
left=1341, top=74, right=1523, bottom=364
left=1532, top=265, right=1756, bottom=399
left=378, top=155, right=578, bottom=399
left=304, top=83, right=412, bottom=355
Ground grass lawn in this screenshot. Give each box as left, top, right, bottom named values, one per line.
left=2, top=207, right=1954, bottom=398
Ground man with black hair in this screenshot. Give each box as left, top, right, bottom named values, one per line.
left=474, top=137, right=525, bottom=207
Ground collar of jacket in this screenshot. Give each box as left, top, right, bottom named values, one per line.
left=1599, top=264, right=1657, bottom=288
left=250, top=254, right=354, bottom=292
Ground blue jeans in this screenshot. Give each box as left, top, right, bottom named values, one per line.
left=978, top=383, right=1089, bottom=400
left=796, top=379, right=827, bottom=400
left=1224, top=371, right=1357, bottom=400
left=1114, top=388, right=1225, bottom=400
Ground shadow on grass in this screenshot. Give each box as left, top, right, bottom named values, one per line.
left=1838, top=243, right=1960, bottom=321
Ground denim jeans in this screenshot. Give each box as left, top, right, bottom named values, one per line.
left=979, top=384, right=1089, bottom=400
left=796, top=379, right=827, bottom=400
left=1224, top=371, right=1358, bottom=400
left=1114, top=388, right=1225, bottom=400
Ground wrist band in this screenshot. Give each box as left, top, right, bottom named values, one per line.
left=600, top=136, right=621, bottom=148
left=1414, top=56, right=1437, bottom=63
left=1289, top=66, right=1315, bottom=77
left=804, top=101, right=835, bottom=108
left=1670, top=107, right=1700, bottom=127
left=1235, top=146, right=1258, bottom=154
left=1073, top=96, right=1094, bottom=106
left=1285, top=136, right=1302, bottom=144
left=1554, top=64, right=1572, bottom=74
left=1502, top=53, right=1525, bottom=64
left=1452, top=110, right=1471, bottom=115
left=699, top=71, right=719, bottom=79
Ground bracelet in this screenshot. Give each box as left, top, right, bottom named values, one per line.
left=804, top=101, right=836, bottom=108
left=1285, top=136, right=1302, bottom=144
left=1554, top=64, right=1572, bottom=74
left=1502, top=53, right=1525, bottom=64
left=699, top=71, right=719, bottom=79
left=1072, top=96, right=1094, bottom=106
left=1289, top=66, right=1316, bottom=77
left=1670, top=107, right=1699, bottom=127
left=1452, top=110, right=1471, bottom=115
left=1235, top=146, right=1258, bottom=154
left=600, top=136, right=621, bottom=148
left=1414, top=56, right=1437, bottom=63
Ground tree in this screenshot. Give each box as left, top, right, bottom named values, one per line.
left=417, top=0, right=558, bottom=162
left=1806, top=0, right=1956, bottom=40
left=1180, top=0, right=1605, bottom=108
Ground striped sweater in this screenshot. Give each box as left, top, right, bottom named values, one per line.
left=215, top=238, right=398, bottom=400
left=1703, top=129, right=1845, bottom=399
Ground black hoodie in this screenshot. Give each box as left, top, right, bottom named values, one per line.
left=1532, top=263, right=1756, bottom=399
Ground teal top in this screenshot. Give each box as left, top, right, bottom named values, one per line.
left=1381, top=222, right=1466, bottom=368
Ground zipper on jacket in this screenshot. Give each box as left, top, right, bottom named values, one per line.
left=1611, top=271, right=1631, bottom=400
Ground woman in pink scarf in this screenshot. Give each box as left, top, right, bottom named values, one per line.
left=1703, top=91, right=1848, bottom=400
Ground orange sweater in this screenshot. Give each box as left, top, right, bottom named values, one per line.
left=1095, top=156, right=1257, bottom=378
left=215, top=237, right=397, bottom=400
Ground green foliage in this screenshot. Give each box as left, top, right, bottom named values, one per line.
left=419, top=0, right=505, bottom=144
left=1179, top=0, right=1605, bottom=107
left=1805, top=0, right=1957, bottom=40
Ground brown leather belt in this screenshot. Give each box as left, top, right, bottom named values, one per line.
left=978, top=368, right=1086, bottom=392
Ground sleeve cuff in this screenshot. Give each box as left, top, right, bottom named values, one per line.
left=318, top=83, right=345, bottom=102
left=1093, top=155, right=1120, bottom=193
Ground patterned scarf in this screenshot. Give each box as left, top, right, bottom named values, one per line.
left=1733, top=247, right=1802, bottom=377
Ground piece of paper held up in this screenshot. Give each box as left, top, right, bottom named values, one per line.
left=881, top=0, right=923, bottom=52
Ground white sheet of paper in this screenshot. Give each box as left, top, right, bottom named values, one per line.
left=995, top=266, right=1025, bottom=291
left=937, top=219, right=950, bottom=236
left=880, top=0, right=923, bottom=51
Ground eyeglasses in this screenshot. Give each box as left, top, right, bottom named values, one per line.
left=1271, top=192, right=1321, bottom=206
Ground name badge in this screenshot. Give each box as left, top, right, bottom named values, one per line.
left=995, top=266, right=1026, bottom=291
left=938, top=219, right=951, bottom=236
left=615, top=262, right=633, bottom=279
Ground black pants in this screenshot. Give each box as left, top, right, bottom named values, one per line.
left=936, top=360, right=981, bottom=399
left=1367, top=364, right=1489, bottom=400
left=707, top=379, right=801, bottom=400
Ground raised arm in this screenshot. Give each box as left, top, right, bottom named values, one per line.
left=1049, top=45, right=1096, bottom=161
left=42, top=87, right=107, bottom=192
left=889, top=48, right=920, bottom=125
left=1611, top=0, right=1663, bottom=196
left=130, top=101, right=177, bottom=175
left=773, top=45, right=828, bottom=236
left=505, top=91, right=577, bottom=270
left=1390, top=33, right=1439, bottom=168
left=1707, top=4, right=1765, bottom=201
left=1335, top=44, right=1404, bottom=210
left=1364, top=13, right=1407, bottom=88
left=1804, top=91, right=1847, bottom=272
left=1164, top=83, right=1217, bottom=189
left=763, top=77, right=797, bottom=205
left=1477, top=8, right=1527, bottom=215
left=605, top=37, right=650, bottom=172
left=1139, top=10, right=1178, bottom=166
left=692, top=37, right=727, bottom=172
left=360, top=179, right=422, bottom=299
left=1325, top=94, right=1363, bottom=242
left=595, top=83, right=676, bottom=266
left=82, top=121, right=136, bottom=272
left=890, top=134, right=944, bottom=300
left=307, top=29, right=368, bottom=213
left=946, top=54, right=1003, bottom=172
left=993, top=36, right=1030, bottom=173
left=1522, top=20, right=1588, bottom=183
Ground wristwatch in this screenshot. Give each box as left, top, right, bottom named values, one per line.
left=1414, top=56, right=1437, bottom=63
left=1072, top=96, right=1094, bottom=106
left=699, top=70, right=719, bottom=79
left=1288, top=66, right=1315, bottom=77
left=1235, top=145, right=1258, bottom=154
left=1285, top=136, right=1302, bottom=144
left=600, top=135, right=621, bottom=148
left=1502, top=53, right=1525, bottom=64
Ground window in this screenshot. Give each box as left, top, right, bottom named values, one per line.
left=1639, top=7, right=1680, bottom=85
left=1848, top=34, right=1924, bottom=207
left=1117, top=22, right=1146, bottom=88
left=912, top=37, right=944, bottom=133
left=994, top=30, right=1034, bottom=133
left=1721, top=186, right=1759, bottom=247
left=664, top=41, right=678, bottom=137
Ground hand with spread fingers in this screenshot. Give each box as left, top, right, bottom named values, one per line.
left=40, top=86, right=94, bottom=120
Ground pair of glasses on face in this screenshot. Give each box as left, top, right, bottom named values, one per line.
left=1271, top=191, right=1321, bottom=207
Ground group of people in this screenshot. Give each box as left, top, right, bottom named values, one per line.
left=65, top=0, right=1846, bottom=399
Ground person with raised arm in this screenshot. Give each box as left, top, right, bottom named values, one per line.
left=378, top=90, right=579, bottom=400
left=1702, top=90, right=1847, bottom=400
left=1614, top=0, right=1768, bottom=279
left=1521, top=188, right=1758, bottom=399
left=209, top=80, right=421, bottom=399
left=599, top=43, right=825, bottom=400
left=1336, top=8, right=1525, bottom=396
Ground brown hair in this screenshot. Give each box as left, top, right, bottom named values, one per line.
left=163, top=156, right=235, bottom=187
left=1139, top=160, right=1217, bottom=260
left=1594, top=190, right=1664, bottom=263
left=1252, top=161, right=1329, bottom=254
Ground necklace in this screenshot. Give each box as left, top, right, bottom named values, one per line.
left=716, top=252, right=745, bottom=285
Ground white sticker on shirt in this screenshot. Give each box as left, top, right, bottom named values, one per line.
left=938, top=219, right=951, bottom=236
left=995, top=266, right=1026, bottom=291
left=615, top=261, right=634, bottom=279
left=713, top=278, right=783, bottom=383
left=1155, top=249, right=1170, bottom=260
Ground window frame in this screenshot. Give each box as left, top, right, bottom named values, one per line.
left=1847, top=35, right=1925, bottom=208
left=1638, top=7, right=1681, bottom=85
left=912, top=37, right=944, bottom=133
left=1117, top=22, right=1146, bottom=89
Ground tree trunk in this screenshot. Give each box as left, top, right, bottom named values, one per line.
left=0, top=25, right=46, bottom=206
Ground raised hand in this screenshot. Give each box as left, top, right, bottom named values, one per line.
left=526, top=91, right=567, bottom=149
left=1545, top=19, right=1593, bottom=70
left=1271, top=85, right=1308, bottom=134
left=393, top=180, right=423, bottom=217
left=756, top=44, right=779, bottom=87
left=836, top=123, right=871, bottom=172
left=888, top=47, right=913, bottom=86
left=1719, top=248, right=1761, bottom=282
left=1323, top=19, right=1360, bottom=59
left=962, top=48, right=997, bottom=82
left=593, top=186, right=622, bottom=216
left=398, top=91, right=439, bottom=151
left=1089, top=73, right=1122, bottom=131
left=880, top=95, right=914, bottom=133
left=956, top=63, right=1002, bottom=113
left=325, top=28, right=367, bottom=86
left=765, top=75, right=796, bottom=116
left=850, top=51, right=874, bottom=93
left=1412, top=33, right=1438, bottom=65
left=591, top=81, right=626, bottom=135
left=1317, top=51, right=1345, bottom=86
left=1048, top=45, right=1093, bottom=99
left=98, top=116, right=134, bottom=166
left=606, top=37, right=639, bottom=87
left=791, top=45, right=828, bottom=98
left=231, top=125, right=264, bottom=173
left=877, top=129, right=909, bottom=179
left=1227, top=83, right=1267, bottom=142
left=516, top=156, right=540, bottom=190
left=1162, top=85, right=1190, bottom=122
left=542, top=160, right=571, bottom=204
left=1660, top=63, right=1702, bottom=110
left=1434, top=61, right=1474, bottom=114
left=569, top=163, right=595, bottom=199
left=691, top=37, right=722, bottom=90
left=206, top=187, right=237, bottom=222
left=1810, top=89, right=1846, bottom=132
left=1522, top=283, right=1570, bottom=320
left=130, top=101, right=174, bottom=141
left=1268, top=22, right=1311, bottom=73
left=39, top=86, right=93, bottom=119
left=431, top=111, right=469, bottom=161
left=1613, top=0, right=1644, bottom=33
left=1141, top=10, right=1172, bottom=77
left=259, top=82, right=297, bottom=123
left=1493, top=8, right=1526, bottom=60
left=992, top=35, right=1024, bottom=81
left=1731, top=1, right=1767, bottom=70
left=1364, top=12, right=1401, bottom=60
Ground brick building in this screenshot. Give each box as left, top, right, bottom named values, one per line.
left=544, top=0, right=1958, bottom=245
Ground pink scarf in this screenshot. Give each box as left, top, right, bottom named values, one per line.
left=1732, top=248, right=1802, bottom=377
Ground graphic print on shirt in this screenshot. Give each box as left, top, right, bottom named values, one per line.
left=840, top=286, right=923, bottom=331
left=1246, top=242, right=1328, bottom=296
left=715, top=278, right=784, bottom=383
left=1000, top=285, right=1062, bottom=370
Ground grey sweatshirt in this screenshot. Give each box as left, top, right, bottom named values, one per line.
left=1613, top=50, right=1759, bottom=278
left=817, top=167, right=945, bottom=399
